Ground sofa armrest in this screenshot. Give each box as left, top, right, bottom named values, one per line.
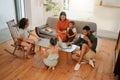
left=38, top=24, right=46, bottom=29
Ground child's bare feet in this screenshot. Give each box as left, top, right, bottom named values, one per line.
left=48, top=67, right=51, bottom=70
left=41, top=63, right=47, bottom=69
left=52, top=67, right=55, bottom=70
left=26, top=55, right=31, bottom=59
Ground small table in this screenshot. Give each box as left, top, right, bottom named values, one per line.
left=37, top=38, right=50, bottom=51
left=61, top=45, right=78, bottom=64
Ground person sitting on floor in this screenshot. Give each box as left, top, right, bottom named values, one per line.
left=42, top=38, right=59, bottom=70
left=72, top=25, right=97, bottom=70
left=66, top=21, right=77, bottom=42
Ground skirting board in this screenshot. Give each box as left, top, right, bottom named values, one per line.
left=0, top=28, right=11, bottom=44
left=97, top=29, right=118, bottom=40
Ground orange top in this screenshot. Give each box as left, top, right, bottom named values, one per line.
left=56, top=19, right=70, bottom=32
left=56, top=19, right=70, bottom=41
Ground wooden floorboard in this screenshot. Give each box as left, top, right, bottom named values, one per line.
left=0, top=38, right=116, bottom=80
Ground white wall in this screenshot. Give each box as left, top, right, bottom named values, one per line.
left=24, top=0, right=63, bottom=28
left=94, top=0, right=120, bottom=33
left=0, top=0, right=16, bottom=30
left=24, top=0, right=44, bottom=29
left=65, top=0, right=94, bottom=20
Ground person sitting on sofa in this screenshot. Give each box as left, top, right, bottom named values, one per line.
left=66, top=21, right=77, bottom=42
left=72, top=25, right=97, bottom=70
left=56, top=11, right=70, bottom=42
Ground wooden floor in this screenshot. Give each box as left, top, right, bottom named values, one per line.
left=0, top=38, right=116, bottom=80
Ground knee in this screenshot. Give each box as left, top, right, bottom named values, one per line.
left=81, top=43, right=88, bottom=49
left=72, top=54, right=77, bottom=60
left=27, top=44, right=31, bottom=49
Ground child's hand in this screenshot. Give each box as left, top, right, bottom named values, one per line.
left=42, top=48, right=46, bottom=54
left=68, top=35, right=73, bottom=38
left=68, top=34, right=71, bottom=38
left=58, top=47, right=62, bottom=51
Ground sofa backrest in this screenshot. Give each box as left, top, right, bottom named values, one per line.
left=46, top=17, right=58, bottom=29
left=46, top=17, right=97, bottom=35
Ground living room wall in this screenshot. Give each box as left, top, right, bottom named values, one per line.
left=24, top=0, right=120, bottom=38
left=0, top=0, right=16, bottom=30
left=24, top=0, right=44, bottom=29
left=94, top=0, right=120, bottom=33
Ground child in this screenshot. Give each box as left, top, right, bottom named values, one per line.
left=42, top=38, right=59, bottom=70
left=18, top=18, right=39, bottom=58
left=66, top=21, right=77, bottom=42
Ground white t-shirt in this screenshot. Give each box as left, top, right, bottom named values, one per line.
left=19, top=27, right=30, bottom=39
left=67, top=27, right=77, bottom=33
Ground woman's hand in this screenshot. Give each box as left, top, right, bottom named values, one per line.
left=42, top=48, right=48, bottom=58
left=58, top=30, right=66, bottom=34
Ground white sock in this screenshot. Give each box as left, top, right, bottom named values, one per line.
left=89, top=59, right=94, bottom=68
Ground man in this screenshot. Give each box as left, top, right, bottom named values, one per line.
left=72, top=25, right=97, bottom=70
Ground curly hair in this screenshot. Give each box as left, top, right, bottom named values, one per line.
left=50, top=38, right=57, bottom=46
left=18, top=18, right=28, bottom=29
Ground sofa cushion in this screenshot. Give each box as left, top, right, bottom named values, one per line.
left=38, top=25, right=46, bottom=29
left=39, top=28, right=56, bottom=37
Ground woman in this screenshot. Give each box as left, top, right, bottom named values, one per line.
left=18, top=18, right=38, bottom=58
left=56, top=11, right=70, bottom=41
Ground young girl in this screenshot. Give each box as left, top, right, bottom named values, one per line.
left=66, top=21, right=77, bottom=42
left=18, top=18, right=38, bottom=58
left=42, top=38, right=59, bottom=70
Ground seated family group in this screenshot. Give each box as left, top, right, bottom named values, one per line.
left=18, top=11, right=97, bottom=71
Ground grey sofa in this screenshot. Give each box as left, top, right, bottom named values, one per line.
left=35, top=17, right=97, bottom=39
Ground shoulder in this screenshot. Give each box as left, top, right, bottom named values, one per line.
left=89, top=34, right=97, bottom=41
left=56, top=20, right=61, bottom=25
left=73, top=27, right=76, bottom=30
left=19, top=28, right=24, bottom=33
left=57, top=20, right=61, bottom=23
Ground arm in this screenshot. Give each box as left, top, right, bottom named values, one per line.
left=91, top=38, right=97, bottom=52
left=28, top=30, right=39, bottom=39
left=69, top=32, right=77, bottom=38
left=84, top=36, right=92, bottom=48
left=69, top=28, right=77, bottom=38
left=74, top=37, right=81, bottom=45
left=43, top=48, right=49, bottom=58
left=56, top=21, right=61, bottom=33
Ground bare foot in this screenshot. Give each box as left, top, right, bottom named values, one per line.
left=48, top=67, right=51, bottom=70
left=41, top=63, right=47, bottom=69
left=52, top=67, right=55, bottom=70
left=26, top=55, right=31, bottom=59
